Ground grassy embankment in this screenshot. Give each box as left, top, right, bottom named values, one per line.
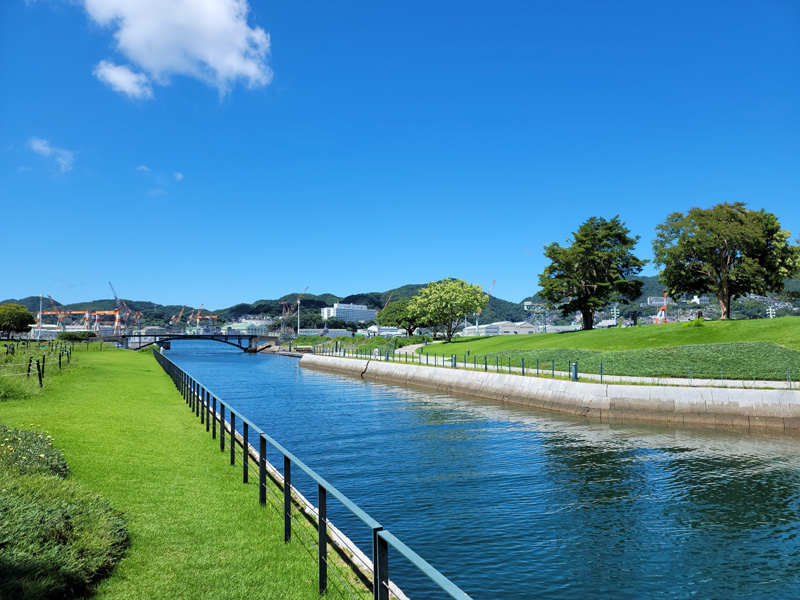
left=1, top=347, right=371, bottom=600
left=418, top=317, right=800, bottom=380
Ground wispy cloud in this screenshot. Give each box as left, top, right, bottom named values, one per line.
left=17, top=166, right=32, bottom=174
left=84, top=0, right=272, bottom=100
left=94, top=60, right=153, bottom=100
left=173, top=172, right=183, bottom=181
left=147, top=188, right=166, bottom=197
left=136, top=165, right=150, bottom=172
left=28, top=137, right=74, bottom=172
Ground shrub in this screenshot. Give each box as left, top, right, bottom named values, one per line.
left=0, top=425, right=69, bottom=478
left=682, top=317, right=705, bottom=328
left=57, top=332, right=96, bottom=342
left=0, top=470, right=128, bottom=600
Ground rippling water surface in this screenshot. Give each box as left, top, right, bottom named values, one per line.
left=166, top=341, right=800, bottom=599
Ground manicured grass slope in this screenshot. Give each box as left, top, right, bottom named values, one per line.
left=426, top=316, right=800, bottom=353
left=0, top=351, right=337, bottom=600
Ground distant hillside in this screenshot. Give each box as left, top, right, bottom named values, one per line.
left=4, top=276, right=797, bottom=328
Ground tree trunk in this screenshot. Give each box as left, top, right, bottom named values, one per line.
left=582, top=310, right=594, bottom=330
left=718, top=294, right=731, bottom=320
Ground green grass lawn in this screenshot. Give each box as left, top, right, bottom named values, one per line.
left=419, top=317, right=800, bottom=380
left=1, top=349, right=369, bottom=600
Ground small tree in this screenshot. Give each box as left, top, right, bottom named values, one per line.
left=376, top=298, right=425, bottom=336
left=652, top=202, right=800, bottom=319
left=538, top=216, right=646, bottom=330
left=0, top=304, right=36, bottom=338
left=409, top=279, right=488, bottom=342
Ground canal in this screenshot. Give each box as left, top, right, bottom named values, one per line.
left=166, top=341, right=800, bottom=599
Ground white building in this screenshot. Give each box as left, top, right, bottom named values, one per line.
left=321, top=303, right=377, bottom=323
left=461, top=321, right=541, bottom=336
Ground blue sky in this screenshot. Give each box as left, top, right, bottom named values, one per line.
left=1, top=1, right=798, bottom=309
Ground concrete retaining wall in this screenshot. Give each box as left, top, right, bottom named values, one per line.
left=300, top=355, right=800, bottom=432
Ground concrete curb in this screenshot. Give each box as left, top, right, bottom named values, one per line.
left=300, top=355, right=800, bottom=432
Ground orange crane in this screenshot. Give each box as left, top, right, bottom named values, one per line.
left=170, top=305, right=186, bottom=327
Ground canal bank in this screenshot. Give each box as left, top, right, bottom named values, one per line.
left=300, top=355, right=800, bottom=432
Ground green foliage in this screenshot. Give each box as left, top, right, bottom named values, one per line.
left=57, top=331, right=96, bottom=341
left=0, top=304, right=36, bottom=338
left=0, top=470, right=128, bottom=600
left=538, top=215, right=646, bottom=330
left=653, top=202, right=800, bottom=319
left=682, top=318, right=705, bottom=328
left=0, top=425, right=69, bottom=478
left=377, top=298, right=426, bottom=336
left=410, top=279, right=488, bottom=342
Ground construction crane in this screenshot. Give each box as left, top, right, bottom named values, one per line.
left=474, top=280, right=496, bottom=335
left=46, top=295, right=69, bottom=332
left=187, top=304, right=204, bottom=327
left=375, top=291, right=394, bottom=335
left=169, top=305, right=186, bottom=329
left=109, top=282, right=140, bottom=333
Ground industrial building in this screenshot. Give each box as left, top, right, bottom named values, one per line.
left=321, top=303, right=378, bottom=323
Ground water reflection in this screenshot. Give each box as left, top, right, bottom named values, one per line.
left=166, top=342, right=800, bottom=599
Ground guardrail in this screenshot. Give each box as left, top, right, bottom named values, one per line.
left=153, top=350, right=471, bottom=600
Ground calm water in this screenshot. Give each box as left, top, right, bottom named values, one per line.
left=166, top=341, right=800, bottom=599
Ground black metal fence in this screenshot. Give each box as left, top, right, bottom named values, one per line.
left=312, top=344, right=797, bottom=389
left=153, top=350, right=471, bottom=600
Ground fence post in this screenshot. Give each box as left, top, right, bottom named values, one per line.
left=374, top=531, right=389, bottom=600
left=284, top=456, right=292, bottom=542
left=259, top=435, right=267, bottom=506
left=318, top=484, right=328, bottom=594
left=522, top=358, right=525, bottom=376
left=59, top=353, right=62, bottom=371
left=36, top=359, right=43, bottom=388
left=220, top=404, right=226, bottom=452
left=206, top=390, right=211, bottom=432
left=600, top=362, right=603, bottom=383
left=230, top=413, right=236, bottom=466
left=27, top=357, right=32, bottom=378
left=212, top=397, right=217, bottom=439
left=243, top=422, right=249, bottom=483
left=484, top=356, right=487, bottom=372
left=200, top=387, right=205, bottom=425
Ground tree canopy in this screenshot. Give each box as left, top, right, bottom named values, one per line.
left=409, top=279, right=488, bottom=342
left=0, top=304, right=36, bottom=338
left=376, top=298, right=425, bottom=336
left=538, top=215, right=646, bottom=330
left=652, top=202, right=800, bottom=320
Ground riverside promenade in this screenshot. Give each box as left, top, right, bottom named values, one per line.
left=301, top=354, right=800, bottom=432
left=1, top=349, right=356, bottom=599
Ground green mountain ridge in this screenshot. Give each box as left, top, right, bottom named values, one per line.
left=4, top=276, right=798, bottom=327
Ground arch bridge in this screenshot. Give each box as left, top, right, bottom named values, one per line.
left=114, top=333, right=277, bottom=352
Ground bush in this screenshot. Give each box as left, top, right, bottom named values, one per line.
left=0, top=470, right=128, bottom=600
left=57, top=332, right=96, bottom=342
left=0, top=425, right=69, bottom=478
left=682, top=317, right=705, bottom=328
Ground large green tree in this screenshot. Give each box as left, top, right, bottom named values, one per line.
left=376, top=298, right=425, bottom=336
left=538, top=216, right=646, bottom=330
left=0, top=304, right=36, bottom=338
left=409, top=279, right=488, bottom=342
left=652, top=202, right=800, bottom=320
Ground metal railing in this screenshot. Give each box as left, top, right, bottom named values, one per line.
left=153, top=350, right=471, bottom=600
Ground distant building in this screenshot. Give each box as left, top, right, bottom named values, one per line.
left=461, top=321, right=542, bottom=336
left=224, top=323, right=274, bottom=336
left=647, top=297, right=674, bottom=306
left=321, top=303, right=377, bottom=323
left=299, top=328, right=351, bottom=338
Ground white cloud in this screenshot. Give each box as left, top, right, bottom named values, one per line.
left=173, top=172, right=183, bottom=181
left=147, top=188, right=166, bottom=196
left=84, top=0, right=272, bottom=99
left=28, top=137, right=74, bottom=172
left=136, top=165, right=150, bottom=171
left=17, top=166, right=32, bottom=174
left=94, top=60, right=153, bottom=99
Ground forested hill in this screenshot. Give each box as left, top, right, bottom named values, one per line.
left=4, top=276, right=799, bottom=326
